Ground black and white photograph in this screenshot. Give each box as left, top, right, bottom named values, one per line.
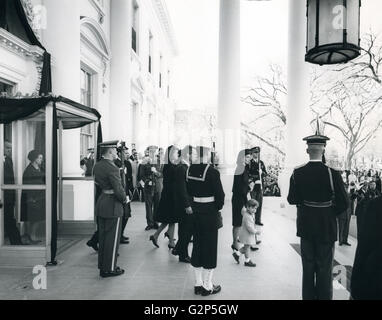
left=0, top=0, right=381, bottom=308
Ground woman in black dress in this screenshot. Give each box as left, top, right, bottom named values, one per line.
left=150, top=145, right=180, bottom=249
left=21, top=150, right=45, bottom=244
left=231, top=149, right=252, bottom=252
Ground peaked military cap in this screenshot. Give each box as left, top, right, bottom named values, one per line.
left=303, top=118, right=330, bottom=145
left=251, top=146, right=261, bottom=153
left=98, top=140, right=119, bottom=149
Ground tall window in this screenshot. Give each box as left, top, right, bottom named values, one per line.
left=159, top=55, right=163, bottom=88
left=167, top=70, right=170, bottom=98
left=80, top=69, right=94, bottom=158
left=149, top=32, right=153, bottom=74
left=132, top=1, right=139, bottom=54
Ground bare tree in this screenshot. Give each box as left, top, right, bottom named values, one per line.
left=242, top=64, right=287, bottom=125
left=310, top=33, right=382, bottom=169
left=312, top=80, right=382, bottom=169
left=241, top=64, right=287, bottom=156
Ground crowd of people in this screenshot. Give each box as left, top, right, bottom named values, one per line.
left=86, top=142, right=274, bottom=296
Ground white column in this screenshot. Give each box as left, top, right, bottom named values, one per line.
left=110, top=0, right=132, bottom=141
left=42, top=0, right=82, bottom=177
left=218, top=0, right=242, bottom=197
left=279, top=0, right=311, bottom=205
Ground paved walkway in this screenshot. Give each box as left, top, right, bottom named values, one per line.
left=0, top=198, right=356, bottom=300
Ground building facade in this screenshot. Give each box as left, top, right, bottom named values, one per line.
left=0, top=0, right=177, bottom=264
left=1, top=0, right=177, bottom=162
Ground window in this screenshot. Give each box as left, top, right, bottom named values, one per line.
left=132, top=1, right=139, bottom=54
left=80, top=69, right=94, bottom=158
left=149, top=32, right=153, bottom=74
left=0, top=80, right=14, bottom=96
left=159, top=55, right=163, bottom=88
left=167, top=70, right=170, bottom=98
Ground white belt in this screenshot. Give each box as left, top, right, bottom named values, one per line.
left=193, top=196, right=215, bottom=203
left=255, top=180, right=262, bottom=185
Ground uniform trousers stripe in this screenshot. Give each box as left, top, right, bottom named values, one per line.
left=111, top=217, right=121, bottom=271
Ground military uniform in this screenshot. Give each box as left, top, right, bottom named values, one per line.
left=114, top=156, right=132, bottom=243
left=93, top=142, right=128, bottom=276
left=248, top=147, right=267, bottom=225
left=186, top=151, right=225, bottom=296
left=287, top=133, right=348, bottom=300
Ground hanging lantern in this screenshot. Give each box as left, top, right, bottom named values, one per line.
left=306, top=0, right=361, bottom=65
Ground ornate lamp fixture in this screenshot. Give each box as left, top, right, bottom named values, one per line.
left=306, top=0, right=361, bottom=65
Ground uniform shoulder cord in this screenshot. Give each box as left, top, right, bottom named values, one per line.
left=328, top=167, right=336, bottom=199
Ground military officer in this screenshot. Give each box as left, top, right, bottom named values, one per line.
left=186, top=146, right=225, bottom=296
left=94, top=141, right=129, bottom=278
left=287, top=131, right=348, bottom=300
left=114, top=144, right=131, bottom=245
left=248, top=147, right=267, bottom=226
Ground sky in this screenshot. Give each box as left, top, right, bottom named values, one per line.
left=166, top=0, right=382, bottom=111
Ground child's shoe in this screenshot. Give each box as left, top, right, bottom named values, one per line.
left=244, top=260, right=256, bottom=267
left=232, top=252, right=240, bottom=264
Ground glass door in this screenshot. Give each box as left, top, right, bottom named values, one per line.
left=0, top=104, right=52, bottom=267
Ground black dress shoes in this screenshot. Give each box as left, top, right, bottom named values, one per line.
left=87, top=240, right=98, bottom=252
left=120, top=239, right=130, bottom=244
left=256, top=222, right=264, bottom=226
left=179, top=256, right=191, bottom=263
left=201, top=285, right=222, bottom=296
left=344, top=242, right=351, bottom=246
left=250, top=247, right=259, bottom=251
left=100, top=268, right=125, bottom=278
left=194, top=286, right=203, bottom=295
left=171, top=249, right=179, bottom=256
left=145, top=226, right=152, bottom=231
left=122, top=236, right=129, bottom=241
left=149, top=235, right=160, bottom=248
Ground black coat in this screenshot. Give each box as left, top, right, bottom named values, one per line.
left=287, top=162, right=349, bottom=243
left=4, top=156, right=15, bottom=207
left=231, top=165, right=250, bottom=224
left=155, top=164, right=179, bottom=224
left=351, top=196, right=382, bottom=300
left=174, top=162, right=191, bottom=218
left=21, top=163, right=45, bottom=222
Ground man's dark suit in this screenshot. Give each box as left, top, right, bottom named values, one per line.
left=4, top=156, right=22, bottom=245
left=248, top=159, right=267, bottom=224
left=288, top=161, right=349, bottom=300
left=351, top=196, right=382, bottom=300
left=174, top=160, right=192, bottom=259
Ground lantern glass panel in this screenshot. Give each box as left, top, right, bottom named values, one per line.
left=318, top=0, right=344, bottom=46
left=347, top=0, right=360, bottom=45
left=307, top=0, right=317, bottom=51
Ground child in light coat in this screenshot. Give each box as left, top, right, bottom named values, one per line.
left=232, top=199, right=260, bottom=267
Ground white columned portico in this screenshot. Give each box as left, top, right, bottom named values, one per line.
left=110, top=0, right=132, bottom=141
left=279, top=0, right=311, bottom=208
left=218, top=0, right=242, bottom=197
left=42, top=0, right=82, bottom=177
